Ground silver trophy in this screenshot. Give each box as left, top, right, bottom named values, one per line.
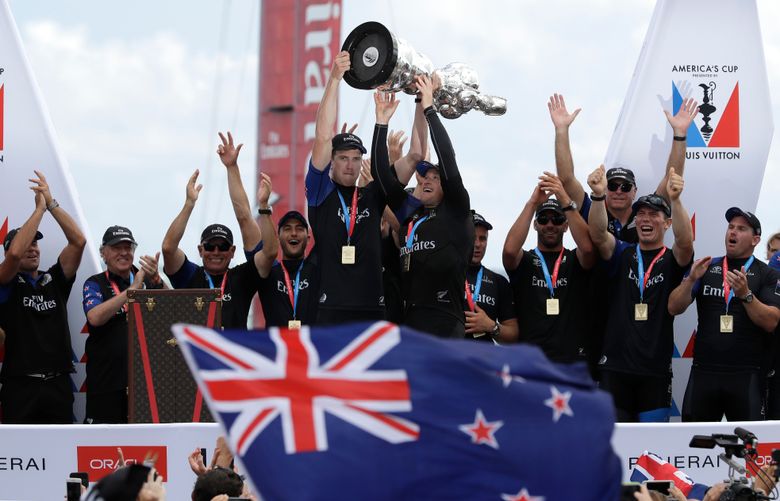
left=341, top=22, right=507, bottom=119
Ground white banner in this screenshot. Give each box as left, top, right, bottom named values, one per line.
left=0, top=0, right=101, bottom=422
left=604, top=0, right=774, bottom=417
left=0, top=422, right=777, bottom=499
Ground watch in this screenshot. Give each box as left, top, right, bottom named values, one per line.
left=490, top=320, right=501, bottom=338
left=258, top=206, right=273, bottom=215
left=562, top=200, right=577, bottom=212
left=741, top=291, right=754, bottom=304
left=590, top=193, right=606, bottom=202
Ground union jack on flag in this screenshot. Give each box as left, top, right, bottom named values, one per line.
left=173, top=321, right=621, bottom=501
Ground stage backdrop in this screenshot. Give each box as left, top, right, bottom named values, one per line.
left=604, top=0, right=774, bottom=418
left=0, top=0, right=102, bottom=423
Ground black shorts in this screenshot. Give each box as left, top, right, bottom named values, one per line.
left=85, top=390, right=128, bottom=424
left=682, top=365, right=764, bottom=422
left=599, top=369, right=671, bottom=422
left=0, top=374, right=73, bottom=424
left=767, top=369, right=780, bottom=420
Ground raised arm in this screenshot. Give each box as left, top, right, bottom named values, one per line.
left=539, top=171, right=596, bottom=270
left=393, top=102, right=428, bottom=185
left=586, top=164, right=616, bottom=260
left=668, top=256, right=710, bottom=315
left=502, top=184, right=549, bottom=273
left=218, top=131, right=261, bottom=250
left=371, top=91, right=407, bottom=210
left=162, top=169, right=201, bottom=275
left=0, top=185, right=46, bottom=284
left=254, top=173, right=279, bottom=278
left=30, top=171, right=86, bottom=279
left=656, top=97, right=698, bottom=198
left=667, top=168, right=694, bottom=266
left=547, top=93, right=585, bottom=206
left=310, top=51, right=350, bottom=170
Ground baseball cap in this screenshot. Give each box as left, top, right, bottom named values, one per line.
left=632, top=194, right=671, bottom=218
left=101, top=226, right=137, bottom=246
left=725, top=207, right=762, bottom=236
left=606, top=167, right=636, bottom=184
left=331, top=133, right=367, bottom=154
left=472, top=211, right=493, bottom=230
left=200, top=224, right=234, bottom=245
left=3, top=228, right=43, bottom=252
left=278, top=210, right=309, bottom=231
left=415, top=160, right=439, bottom=177
left=535, top=199, right=564, bottom=218
left=769, top=250, right=780, bottom=271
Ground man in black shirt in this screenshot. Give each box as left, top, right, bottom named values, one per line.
left=669, top=208, right=780, bottom=421
left=503, top=174, right=596, bottom=362
left=162, top=132, right=275, bottom=329
left=766, top=250, right=780, bottom=419
left=255, top=210, right=319, bottom=328
left=0, top=172, right=86, bottom=423
left=588, top=165, right=693, bottom=422
left=464, top=212, right=517, bottom=343
left=83, top=226, right=164, bottom=423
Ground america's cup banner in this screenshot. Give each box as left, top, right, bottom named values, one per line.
left=0, top=0, right=101, bottom=422
left=604, top=0, right=773, bottom=417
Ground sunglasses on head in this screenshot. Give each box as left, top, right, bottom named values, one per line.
left=202, top=241, right=231, bottom=252
left=537, top=214, right=567, bottom=226
left=608, top=181, right=634, bottom=193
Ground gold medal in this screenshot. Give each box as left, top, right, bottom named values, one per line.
left=341, top=245, right=355, bottom=265
left=720, top=314, right=733, bottom=333
left=288, top=320, right=302, bottom=329
left=546, top=298, right=560, bottom=316
left=634, top=303, right=648, bottom=321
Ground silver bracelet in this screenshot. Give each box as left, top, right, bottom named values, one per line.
left=47, top=199, right=60, bottom=211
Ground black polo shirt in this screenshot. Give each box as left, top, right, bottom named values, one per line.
left=465, top=265, right=515, bottom=342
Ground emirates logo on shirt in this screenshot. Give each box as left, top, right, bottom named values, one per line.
left=22, top=294, right=58, bottom=312
left=628, top=268, right=664, bottom=288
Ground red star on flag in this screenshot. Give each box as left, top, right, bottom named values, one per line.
left=544, top=385, right=573, bottom=422
left=499, top=363, right=525, bottom=388
left=501, top=487, right=545, bottom=501
left=458, top=408, right=503, bottom=449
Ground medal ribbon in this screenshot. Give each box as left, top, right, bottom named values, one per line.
left=533, top=248, right=565, bottom=298
left=205, top=271, right=228, bottom=297
left=723, top=255, right=754, bottom=312
left=636, top=245, right=666, bottom=302
left=280, top=260, right=305, bottom=320
left=464, top=266, right=484, bottom=312
left=405, top=215, right=429, bottom=252
left=336, top=187, right=359, bottom=245
left=105, top=270, right=134, bottom=312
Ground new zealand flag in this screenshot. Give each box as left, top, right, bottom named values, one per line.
left=172, top=321, right=621, bottom=500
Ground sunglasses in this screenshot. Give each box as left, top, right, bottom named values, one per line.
left=537, top=215, right=566, bottom=226
left=607, top=181, right=634, bottom=193
left=202, top=241, right=231, bottom=252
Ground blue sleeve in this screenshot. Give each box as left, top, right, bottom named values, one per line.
left=579, top=192, right=591, bottom=220
left=244, top=240, right=264, bottom=261
left=83, top=279, right=104, bottom=313
left=0, top=281, right=13, bottom=304
left=393, top=194, right=423, bottom=225
left=305, top=159, right=334, bottom=207
left=606, top=239, right=631, bottom=277
left=166, top=255, right=198, bottom=289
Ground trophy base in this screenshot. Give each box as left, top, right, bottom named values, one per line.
left=342, top=21, right=399, bottom=90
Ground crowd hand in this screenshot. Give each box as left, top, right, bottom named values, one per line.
left=137, top=468, right=165, bottom=501
left=668, top=485, right=688, bottom=501
left=726, top=267, right=750, bottom=298
left=664, top=96, right=699, bottom=135
left=29, top=170, right=54, bottom=207
left=217, top=131, right=243, bottom=168
left=547, top=93, right=581, bottom=130
left=116, top=447, right=126, bottom=468
left=257, top=172, right=272, bottom=206
left=632, top=484, right=654, bottom=501
left=188, top=448, right=208, bottom=476
left=388, top=130, right=408, bottom=164
left=464, top=306, right=494, bottom=335
left=340, top=122, right=358, bottom=134
left=414, top=75, right=435, bottom=109
left=332, top=50, right=351, bottom=81
left=209, top=496, right=229, bottom=501
left=214, top=436, right=234, bottom=469
left=538, top=171, right=571, bottom=206
left=358, top=159, right=373, bottom=188
left=586, top=164, right=607, bottom=196
left=701, top=483, right=728, bottom=501
left=666, top=167, right=684, bottom=200
left=139, top=252, right=162, bottom=285
left=186, top=169, right=203, bottom=204
left=374, top=90, right=400, bottom=125
left=754, top=463, right=777, bottom=495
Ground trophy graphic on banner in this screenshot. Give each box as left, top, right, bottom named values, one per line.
left=341, top=22, right=507, bottom=119
left=698, top=82, right=717, bottom=141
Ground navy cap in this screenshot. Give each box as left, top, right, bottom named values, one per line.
left=200, top=224, right=234, bottom=245
left=535, top=199, right=564, bottom=217
left=725, top=207, right=762, bottom=236
left=606, top=167, right=636, bottom=184
left=278, top=210, right=309, bottom=231
left=3, top=228, right=43, bottom=252
left=472, top=211, right=493, bottom=230
left=101, top=226, right=136, bottom=246
left=415, top=160, right=438, bottom=177
left=632, top=194, right=671, bottom=218
left=331, top=133, right=367, bottom=154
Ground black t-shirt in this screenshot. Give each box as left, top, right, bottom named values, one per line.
left=601, top=241, right=690, bottom=376
left=690, top=256, right=780, bottom=371
left=382, top=234, right=404, bottom=324
left=0, top=260, right=75, bottom=378
left=508, top=248, right=590, bottom=361
left=167, top=255, right=259, bottom=329
left=256, top=256, right=319, bottom=327
left=305, top=163, right=386, bottom=313
left=465, top=265, right=515, bottom=342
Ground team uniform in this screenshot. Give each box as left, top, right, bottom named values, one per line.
left=0, top=260, right=75, bottom=423
left=382, top=234, right=404, bottom=325
left=599, top=241, right=690, bottom=421
left=682, top=257, right=780, bottom=421
left=508, top=249, right=590, bottom=362
left=465, top=264, right=515, bottom=342
left=256, top=256, right=319, bottom=328
left=372, top=108, right=473, bottom=338
left=305, top=162, right=387, bottom=324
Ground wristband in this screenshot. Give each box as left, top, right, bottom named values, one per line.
left=414, top=97, right=422, bottom=103
left=673, top=135, right=687, bottom=141
left=47, top=199, right=60, bottom=211
left=590, top=193, right=606, bottom=201
left=258, top=207, right=273, bottom=215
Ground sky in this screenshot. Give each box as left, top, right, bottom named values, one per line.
left=5, top=0, right=780, bottom=275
